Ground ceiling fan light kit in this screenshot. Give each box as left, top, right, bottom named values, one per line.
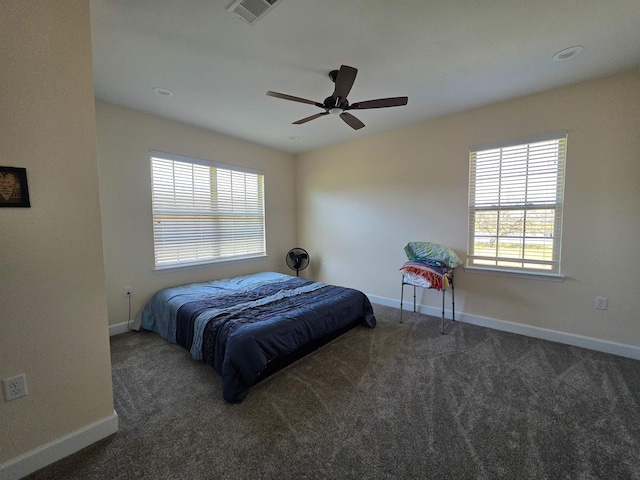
left=267, top=65, right=408, bottom=130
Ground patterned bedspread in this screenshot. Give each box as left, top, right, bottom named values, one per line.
left=141, top=272, right=376, bottom=402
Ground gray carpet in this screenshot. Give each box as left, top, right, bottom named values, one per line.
left=27, top=304, right=640, bottom=479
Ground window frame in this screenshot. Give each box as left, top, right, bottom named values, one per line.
left=149, top=150, right=266, bottom=271
left=466, top=131, right=567, bottom=277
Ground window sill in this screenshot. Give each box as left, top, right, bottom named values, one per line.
left=464, top=266, right=565, bottom=282
left=153, top=254, right=267, bottom=273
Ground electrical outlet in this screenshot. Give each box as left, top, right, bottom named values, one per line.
left=124, top=285, right=132, bottom=296
left=3, top=374, right=28, bottom=401
left=595, top=297, right=608, bottom=310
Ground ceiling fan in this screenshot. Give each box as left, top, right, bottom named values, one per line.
left=267, top=65, right=408, bottom=130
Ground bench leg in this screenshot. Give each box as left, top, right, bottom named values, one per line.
left=452, top=282, right=455, bottom=322
left=400, top=282, right=404, bottom=323
left=441, top=289, right=445, bottom=334
left=413, top=285, right=416, bottom=312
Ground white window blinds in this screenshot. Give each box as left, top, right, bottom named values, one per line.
left=467, top=131, right=567, bottom=274
left=150, top=151, right=265, bottom=269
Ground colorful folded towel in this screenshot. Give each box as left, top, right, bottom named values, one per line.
left=400, top=261, right=451, bottom=291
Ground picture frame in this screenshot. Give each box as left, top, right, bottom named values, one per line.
left=0, top=166, right=31, bottom=207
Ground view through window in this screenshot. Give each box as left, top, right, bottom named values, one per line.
left=467, top=131, right=567, bottom=274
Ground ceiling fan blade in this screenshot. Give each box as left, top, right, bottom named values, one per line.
left=293, top=112, right=329, bottom=125
left=349, top=97, right=409, bottom=109
left=340, top=112, right=365, bottom=130
left=267, top=91, right=323, bottom=108
left=333, top=65, right=358, bottom=99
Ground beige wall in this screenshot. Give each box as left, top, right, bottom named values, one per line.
left=95, top=101, right=297, bottom=327
left=0, top=0, right=115, bottom=465
left=297, top=68, right=640, bottom=348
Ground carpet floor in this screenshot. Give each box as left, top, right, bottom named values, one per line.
left=26, top=304, right=640, bottom=479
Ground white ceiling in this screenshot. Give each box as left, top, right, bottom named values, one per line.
left=90, top=0, right=640, bottom=154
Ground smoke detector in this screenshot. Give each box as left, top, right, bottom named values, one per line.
left=227, top=0, right=284, bottom=25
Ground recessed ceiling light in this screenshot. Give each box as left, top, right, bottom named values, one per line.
left=553, top=46, right=584, bottom=62
left=153, top=87, right=174, bottom=97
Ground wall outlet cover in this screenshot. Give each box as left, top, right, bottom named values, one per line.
left=3, top=374, right=28, bottom=401
left=595, top=297, right=608, bottom=310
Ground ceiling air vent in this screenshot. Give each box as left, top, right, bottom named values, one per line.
left=227, top=0, right=283, bottom=25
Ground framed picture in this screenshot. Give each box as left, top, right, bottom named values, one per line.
left=0, top=167, right=31, bottom=207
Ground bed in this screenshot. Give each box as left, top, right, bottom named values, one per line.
left=141, top=271, right=376, bottom=403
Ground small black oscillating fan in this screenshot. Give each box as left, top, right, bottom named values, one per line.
left=285, top=248, right=310, bottom=277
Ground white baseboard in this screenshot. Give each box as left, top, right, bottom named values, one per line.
left=367, top=293, right=640, bottom=361
left=109, top=319, right=140, bottom=336
left=0, top=411, right=118, bottom=480
left=109, top=321, right=130, bottom=336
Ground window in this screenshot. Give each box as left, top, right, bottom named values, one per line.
left=467, top=131, right=567, bottom=275
left=150, top=151, right=265, bottom=270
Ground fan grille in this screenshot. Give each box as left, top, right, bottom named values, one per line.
left=286, top=248, right=309, bottom=276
